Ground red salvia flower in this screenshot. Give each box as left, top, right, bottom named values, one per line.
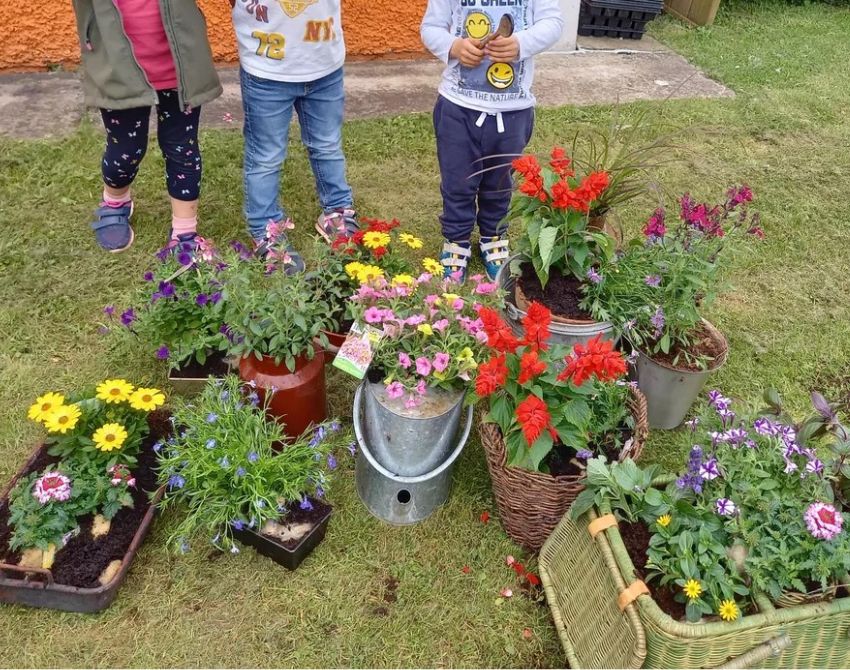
left=515, top=394, right=552, bottom=446
left=475, top=354, right=509, bottom=397
left=551, top=180, right=590, bottom=213
left=522, top=301, right=551, bottom=350
left=479, top=307, right=522, bottom=354
left=549, top=147, right=574, bottom=177
left=512, top=154, right=542, bottom=179
left=558, top=335, right=628, bottom=386
left=519, top=175, right=547, bottom=202
left=574, top=171, right=610, bottom=204
left=518, top=349, right=547, bottom=385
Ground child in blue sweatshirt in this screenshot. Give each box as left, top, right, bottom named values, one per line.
left=421, top=0, right=563, bottom=281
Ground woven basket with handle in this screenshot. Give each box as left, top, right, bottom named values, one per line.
left=480, top=386, right=649, bottom=552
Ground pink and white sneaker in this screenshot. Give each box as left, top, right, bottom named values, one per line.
left=316, top=207, right=359, bottom=243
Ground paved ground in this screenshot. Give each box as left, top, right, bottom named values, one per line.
left=0, top=36, right=732, bottom=139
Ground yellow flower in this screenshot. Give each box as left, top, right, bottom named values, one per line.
left=442, top=293, right=460, bottom=304
left=27, top=392, right=66, bottom=424
left=457, top=347, right=478, bottom=370
left=362, top=231, right=391, bottom=249
left=683, top=579, right=703, bottom=601
left=92, top=423, right=129, bottom=452
left=44, top=404, right=82, bottom=434
left=417, top=324, right=434, bottom=337
left=391, top=274, right=415, bottom=287
left=129, top=387, right=166, bottom=412
left=96, top=379, right=135, bottom=404
left=657, top=514, right=672, bottom=528
left=345, top=261, right=365, bottom=279
left=718, top=599, right=740, bottom=622
left=423, top=258, right=443, bottom=275
left=400, top=233, right=423, bottom=249
left=356, top=265, right=385, bottom=284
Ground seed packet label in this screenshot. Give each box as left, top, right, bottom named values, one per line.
left=333, top=322, right=383, bottom=379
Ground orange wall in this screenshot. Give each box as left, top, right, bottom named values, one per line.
left=0, top=1, right=426, bottom=71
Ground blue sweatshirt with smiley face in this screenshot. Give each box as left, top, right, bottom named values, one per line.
left=420, top=0, right=563, bottom=113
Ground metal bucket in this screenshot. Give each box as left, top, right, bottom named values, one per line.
left=497, top=255, right=615, bottom=350
left=360, top=381, right=465, bottom=477
left=353, top=384, right=473, bottom=525
left=629, top=323, right=728, bottom=429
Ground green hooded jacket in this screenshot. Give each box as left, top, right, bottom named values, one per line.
left=72, top=0, right=223, bottom=110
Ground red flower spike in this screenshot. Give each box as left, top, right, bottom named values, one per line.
left=575, top=171, right=610, bottom=204
left=479, top=307, right=522, bottom=354
left=526, top=573, right=541, bottom=587
left=480, top=511, right=491, bottom=524
left=476, top=354, right=509, bottom=397
left=558, top=335, right=628, bottom=386
left=512, top=155, right=542, bottom=179
left=522, top=301, right=551, bottom=350
left=515, top=394, right=552, bottom=446
left=551, top=180, right=590, bottom=213
left=549, top=147, right=574, bottom=178
left=518, top=349, right=547, bottom=385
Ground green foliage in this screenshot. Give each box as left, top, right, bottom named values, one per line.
left=570, top=457, right=662, bottom=522
left=156, top=375, right=348, bottom=553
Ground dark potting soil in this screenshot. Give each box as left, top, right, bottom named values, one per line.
left=620, top=520, right=686, bottom=621
left=0, top=410, right=171, bottom=589
left=516, top=264, right=593, bottom=321
left=366, top=366, right=386, bottom=385
left=171, top=352, right=230, bottom=379
left=545, top=430, right=631, bottom=478
left=647, top=321, right=727, bottom=373
left=261, top=498, right=332, bottom=551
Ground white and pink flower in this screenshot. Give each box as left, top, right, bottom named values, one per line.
left=805, top=502, right=843, bottom=540
left=32, top=472, right=72, bottom=504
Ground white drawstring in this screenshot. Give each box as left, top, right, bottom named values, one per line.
left=474, top=111, right=506, bottom=134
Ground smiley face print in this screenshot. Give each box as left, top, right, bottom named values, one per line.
left=465, top=12, right=492, bottom=40
left=486, top=62, right=515, bottom=90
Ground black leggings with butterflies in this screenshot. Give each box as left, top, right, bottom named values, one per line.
left=100, top=89, right=202, bottom=201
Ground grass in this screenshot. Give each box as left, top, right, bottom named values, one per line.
left=2, top=0, right=850, bottom=665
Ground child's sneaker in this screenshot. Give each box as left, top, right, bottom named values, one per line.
left=479, top=236, right=510, bottom=282
left=166, top=232, right=214, bottom=262
left=316, top=207, right=359, bottom=243
left=91, top=201, right=135, bottom=253
left=254, top=218, right=305, bottom=275
left=440, top=240, right=472, bottom=283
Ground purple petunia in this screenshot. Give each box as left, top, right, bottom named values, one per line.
left=143, top=271, right=155, bottom=282
left=700, top=458, right=721, bottom=481
left=753, top=417, right=775, bottom=436
left=587, top=268, right=603, bottom=284
left=103, top=305, right=115, bottom=317
left=576, top=449, right=594, bottom=460
left=121, top=308, right=136, bottom=326
left=210, top=291, right=223, bottom=304
left=156, top=345, right=170, bottom=360
left=196, top=294, right=209, bottom=307
left=644, top=275, right=662, bottom=288
left=177, top=251, right=193, bottom=267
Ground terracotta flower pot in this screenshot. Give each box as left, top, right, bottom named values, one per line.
left=238, top=352, right=327, bottom=440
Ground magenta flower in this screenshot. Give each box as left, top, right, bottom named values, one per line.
left=416, top=357, right=432, bottom=376
left=805, top=502, right=843, bottom=540
left=364, top=306, right=384, bottom=324
left=433, top=352, right=450, bottom=373
left=452, top=298, right=465, bottom=310
left=433, top=319, right=450, bottom=332
left=406, top=314, right=426, bottom=326
left=386, top=382, right=405, bottom=400
left=33, top=472, right=72, bottom=504
left=643, top=208, right=666, bottom=239
left=425, top=294, right=439, bottom=306
left=475, top=282, right=498, bottom=295
left=416, top=379, right=427, bottom=395
left=398, top=352, right=412, bottom=369
left=405, top=394, right=419, bottom=410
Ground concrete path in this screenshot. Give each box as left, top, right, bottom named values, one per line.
left=0, top=36, right=732, bottom=139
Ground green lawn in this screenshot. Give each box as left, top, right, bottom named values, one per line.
left=2, top=1, right=850, bottom=665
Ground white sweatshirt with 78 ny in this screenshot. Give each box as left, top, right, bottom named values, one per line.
left=420, top=0, right=563, bottom=113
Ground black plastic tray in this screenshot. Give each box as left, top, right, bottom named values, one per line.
left=232, top=505, right=332, bottom=570
left=579, top=0, right=663, bottom=39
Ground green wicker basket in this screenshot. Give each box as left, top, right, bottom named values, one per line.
left=539, top=505, right=850, bottom=668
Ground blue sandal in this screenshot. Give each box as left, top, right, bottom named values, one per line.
left=479, top=236, right=510, bottom=282
left=440, top=240, right=472, bottom=283
left=91, top=202, right=134, bottom=253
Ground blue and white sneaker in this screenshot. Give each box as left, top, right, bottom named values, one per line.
left=479, top=236, right=510, bottom=282
left=440, top=240, right=472, bottom=283
left=91, top=201, right=135, bottom=253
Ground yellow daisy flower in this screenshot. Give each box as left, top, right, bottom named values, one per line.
left=683, top=579, right=703, bottom=601
left=391, top=274, right=415, bottom=287
left=345, top=261, right=365, bottom=280
left=657, top=514, right=672, bottom=528
left=44, top=404, right=82, bottom=434
left=27, top=392, right=66, bottom=424
left=362, top=231, right=391, bottom=249
left=399, top=233, right=423, bottom=249
left=129, top=387, right=166, bottom=412
left=92, top=423, right=129, bottom=452
left=422, top=258, right=443, bottom=275
left=417, top=324, right=434, bottom=337
left=356, top=265, right=385, bottom=284
left=96, top=379, right=135, bottom=404
left=718, top=599, right=740, bottom=622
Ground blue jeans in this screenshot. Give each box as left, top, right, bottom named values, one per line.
left=240, top=67, right=353, bottom=240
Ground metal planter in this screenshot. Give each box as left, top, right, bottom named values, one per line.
left=360, top=381, right=465, bottom=478
left=497, top=255, right=615, bottom=350
left=353, top=384, right=473, bottom=525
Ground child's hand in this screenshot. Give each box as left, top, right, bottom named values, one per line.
left=485, top=35, right=520, bottom=63
left=450, top=38, right=485, bottom=67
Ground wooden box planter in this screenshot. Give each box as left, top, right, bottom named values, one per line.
left=0, top=416, right=168, bottom=613
left=480, top=386, right=648, bottom=552
left=168, top=352, right=235, bottom=396
left=539, top=505, right=850, bottom=668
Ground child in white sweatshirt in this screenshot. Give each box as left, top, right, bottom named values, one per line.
left=421, top=0, right=563, bottom=281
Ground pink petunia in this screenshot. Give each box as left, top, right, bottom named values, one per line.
left=364, top=306, right=384, bottom=324
left=433, top=352, right=450, bottom=372
left=406, top=314, right=427, bottom=326
left=416, top=357, right=432, bottom=376
left=416, top=379, right=427, bottom=395
left=405, top=394, right=419, bottom=410
left=432, top=319, right=450, bottom=332
left=399, top=352, right=412, bottom=368
left=475, top=282, right=498, bottom=295
left=452, top=298, right=465, bottom=310
left=386, top=381, right=405, bottom=399
left=425, top=294, right=439, bottom=306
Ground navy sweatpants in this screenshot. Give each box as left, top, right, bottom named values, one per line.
left=433, top=95, right=534, bottom=242
left=100, top=89, right=202, bottom=201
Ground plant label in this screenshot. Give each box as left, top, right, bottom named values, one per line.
left=333, top=322, right=383, bottom=379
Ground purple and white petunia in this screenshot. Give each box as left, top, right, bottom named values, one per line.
left=716, top=498, right=737, bottom=516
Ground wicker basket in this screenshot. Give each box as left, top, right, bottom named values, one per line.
left=480, top=386, right=648, bottom=552
left=540, top=506, right=850, bottom=668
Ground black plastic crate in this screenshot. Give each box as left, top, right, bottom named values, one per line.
left=578, top=0, right=663, bottom=39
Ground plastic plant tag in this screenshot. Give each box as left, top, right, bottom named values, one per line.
left=333, top=322, right=383, bottom=379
